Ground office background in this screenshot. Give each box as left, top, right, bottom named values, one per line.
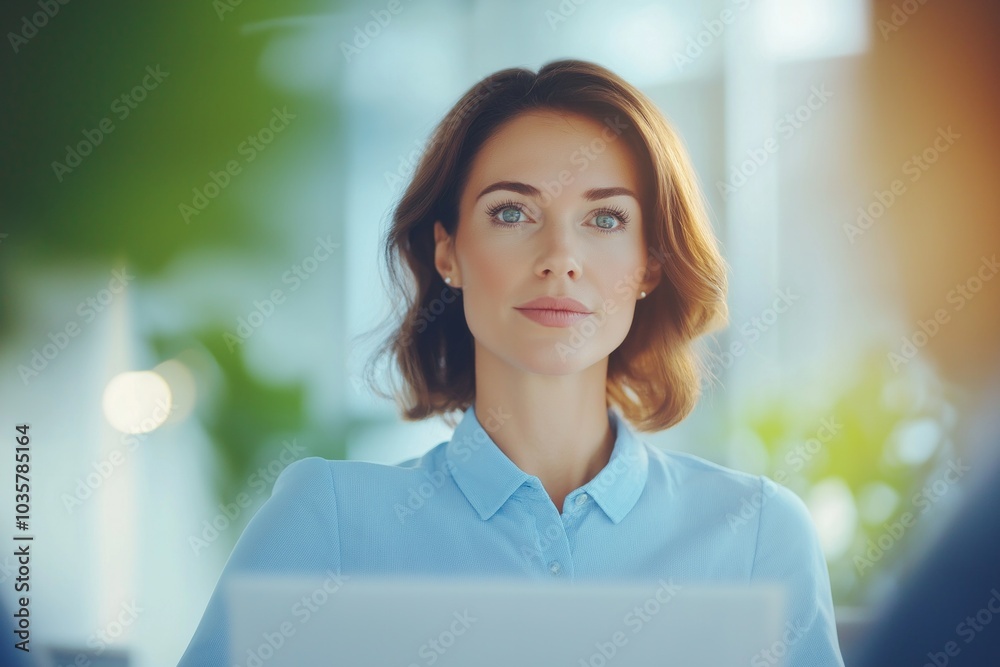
left=1, top=0, right=993, bottom=663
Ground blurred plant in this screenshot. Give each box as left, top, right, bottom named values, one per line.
left=729, top=347, right=959, bottom=607
left=1, top=0, right=348, bottom=543
left=150, top=329, right=358, bottom=528
left=0, top=0, right=339, bottom=331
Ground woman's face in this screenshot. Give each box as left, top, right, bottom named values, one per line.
left=434, top=108, right=660, bottom=375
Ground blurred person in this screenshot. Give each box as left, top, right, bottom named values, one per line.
left=847, top=0, right=1000, bottom=664
left=179, top=60, right=844, bottom=665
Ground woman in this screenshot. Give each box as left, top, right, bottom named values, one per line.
left=179, top=59, right=844, bottom=665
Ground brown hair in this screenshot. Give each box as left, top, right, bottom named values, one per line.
left=360, top=59, right=728, bottom=432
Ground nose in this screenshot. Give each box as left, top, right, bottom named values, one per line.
left=534, top=220, right=583, bottom=280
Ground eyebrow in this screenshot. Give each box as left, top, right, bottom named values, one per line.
left=475, top=181, right=638, bottom=203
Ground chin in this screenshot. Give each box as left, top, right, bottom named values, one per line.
left=505, top=342, right=608, bottom=376
left=470, top=320, right=619, bottom=375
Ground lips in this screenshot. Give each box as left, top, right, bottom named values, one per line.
left=514, top=296, right=592, bottom=314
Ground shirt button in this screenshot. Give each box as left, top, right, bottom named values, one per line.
left=548, top=560, right=562, bottom=576
left=575, top=493, right=589, bottom=506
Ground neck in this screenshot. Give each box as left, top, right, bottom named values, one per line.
left=472, top=342, right=615, bottom=513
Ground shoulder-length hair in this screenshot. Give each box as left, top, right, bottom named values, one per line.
left=361, top=59, right=728, bottom=432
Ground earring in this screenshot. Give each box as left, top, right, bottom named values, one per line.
left=639, top=291, right=646, bottom=299
left=444, top=277, right=452, bottom=285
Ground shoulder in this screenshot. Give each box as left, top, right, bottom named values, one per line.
left=271, top=443, right=452, bottom=501
left=645, top=444, right=765, bottom=501
left=643, top=445, right=821, bottom=563
left=643, top=456, right=845, bottom=664
left=272, top=455, right=334, bottom=492
left=220, top=456, right=343, bottom=570
left=647, top=445, right=809, bottom=514
left=216, top=450, right=449, bottom=570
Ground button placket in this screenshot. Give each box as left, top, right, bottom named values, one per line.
left=529, top=489, right=574, bottom=579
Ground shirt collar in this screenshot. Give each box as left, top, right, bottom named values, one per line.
left=445, top=404, right=649, bottom=524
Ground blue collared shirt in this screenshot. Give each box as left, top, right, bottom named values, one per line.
left=179, top=405, right=845, bottom=665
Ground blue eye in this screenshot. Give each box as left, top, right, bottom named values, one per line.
left=595, top=214, right=617, bottom=229
left=591, top=206, right=631, bottom=234
left=485, top=199, right=632, bottom=234
left=486, top=199, right=529, bottom=226
left=501, top=207, right=523, bottom=223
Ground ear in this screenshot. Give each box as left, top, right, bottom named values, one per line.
left=639, top=257, right=663, bottom=297
left=433, top=221, right=460, bottom=285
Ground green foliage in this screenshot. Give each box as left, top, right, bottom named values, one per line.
left=733, top=349, right=956, bottom=606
